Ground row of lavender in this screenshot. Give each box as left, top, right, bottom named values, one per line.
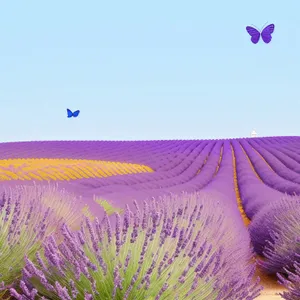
left=0, top=140, right=228, bottom=213
left=0, top=139, right=263, bottom=299
left=1, top=137, right=300, bottom=298
left=1, top=137, right=300, bottom=231
left=233, top=138, right=300, bottom=298
left=0, top=187, right=261, bottom=298
left=1, top=137, right=300, bottom=238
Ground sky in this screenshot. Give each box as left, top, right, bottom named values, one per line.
left=0, top=0, right=299, bottom=142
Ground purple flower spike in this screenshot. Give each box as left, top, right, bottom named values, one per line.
left=0, top=184, right=80, bottom=298
left=12, top=192, right=261, bottom=299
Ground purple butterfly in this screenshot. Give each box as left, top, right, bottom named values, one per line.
left=246, top=23, right=275, bottom=44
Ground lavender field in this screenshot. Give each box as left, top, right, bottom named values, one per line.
left=0, top=137, right=300, bottom=299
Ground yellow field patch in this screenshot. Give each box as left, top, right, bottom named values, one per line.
left=0, top=158, right=154, bottom=181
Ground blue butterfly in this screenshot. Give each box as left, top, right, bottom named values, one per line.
left=67, top=109, right=80, bottom=118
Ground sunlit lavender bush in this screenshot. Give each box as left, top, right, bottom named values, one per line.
left=11, top=193, right=262, bottom=299
left=0, top=184, right=80, bottom=298
left=249, top=197, right=300, bottom=274
left=11, top=183, right=83, bottom=230
left=277, top=257, right=300, bottom=300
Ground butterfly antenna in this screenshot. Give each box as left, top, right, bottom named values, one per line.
left=260, top=21, right=268, bottom=31
left=250, top=24, right=259, bottom=30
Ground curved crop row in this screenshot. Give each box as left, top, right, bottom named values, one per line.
left=264, top=142, right=300, bottom=166
left=231, top=140, right=286, bottom=219
left=200, top=141, right=249, bottom=219
left=97, top=142, right=222, bottom=198
left=0, top=141, right=203, bottom=170
left=253, top=140, right=300, bottom=174
left=239, top=140, right=300, bottom=195
left=248, top=140, right=300, bottom=184
left=54, top=142, right=208, bottom=191
left=98, top=141, right=211, bottom=191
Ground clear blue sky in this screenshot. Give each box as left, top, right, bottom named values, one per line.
left=0, top=0, right=299, bottom=142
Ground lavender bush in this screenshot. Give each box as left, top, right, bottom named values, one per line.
left=11, top=193, right=262, bottom=299
left=277, top=258, right=300, bottom=299
left=249, top=197, right=300, bottom=274
left=10, top=183, right=83, bottom=230
left=0, top=184, right=80, bottom=298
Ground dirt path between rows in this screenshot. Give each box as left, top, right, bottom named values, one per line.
left=255, top=259, right=286, bottom=299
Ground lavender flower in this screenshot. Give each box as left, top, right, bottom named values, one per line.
left=278, top=258, right=300, bottom=299
left=12, top=193, right=261, bottom=299
left=250, top=197, right=300, bottom=274
left=0, top=184, right=80, bottom=298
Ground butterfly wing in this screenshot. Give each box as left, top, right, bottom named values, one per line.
left=72, top=110, right=80, bottom=117
left=261, top=24, right=275, bottom=43
left=246, top=26, right=261, bottom=44
left=67, top=109, right=73, bottom=118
